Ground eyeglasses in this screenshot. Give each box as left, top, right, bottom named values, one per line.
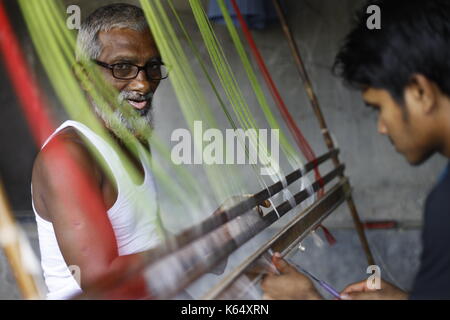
left=93, top=59, right=169, bottom=81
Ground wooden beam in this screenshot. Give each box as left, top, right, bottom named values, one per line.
left=0, top=180, right=41, bottom=299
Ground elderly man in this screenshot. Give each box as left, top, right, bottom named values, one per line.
left=262, top=0, right=450, bottom=300
left=31, top=3, right=166, bottom=299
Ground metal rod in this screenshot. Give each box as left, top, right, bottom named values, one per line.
left=272, top=0, right=374, bottom=266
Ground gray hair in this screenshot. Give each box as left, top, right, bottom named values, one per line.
left=76, top=3, right=149, bottom=61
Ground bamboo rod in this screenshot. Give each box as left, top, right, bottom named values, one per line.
left=271, top=0, right=374, bottom=266
left=0, top=180, right=41, bottom=299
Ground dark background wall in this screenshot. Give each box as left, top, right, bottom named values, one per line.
left=0, top=0, right=37, bottom=213
left=1, top=0, right=444, bottom=221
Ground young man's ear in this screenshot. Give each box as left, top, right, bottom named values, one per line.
left=405, top=74, right=437, bottom=114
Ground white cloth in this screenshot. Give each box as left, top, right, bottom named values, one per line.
left=32, top=120, right=161, bottom=299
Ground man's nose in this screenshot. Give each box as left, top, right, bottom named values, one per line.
left=127, top=69, right=159, bottom=94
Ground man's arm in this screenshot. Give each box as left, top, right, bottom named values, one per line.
left=32, top=134, right=149, bottom=298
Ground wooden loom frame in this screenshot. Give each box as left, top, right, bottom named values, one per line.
left=143, top=0, right=375, bottom=299
left=194, top=0, right=375, bottom=299
left=154, top=0, right=375, bottom=299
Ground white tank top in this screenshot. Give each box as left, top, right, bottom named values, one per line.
left=32, top=120, right=161, bottom=299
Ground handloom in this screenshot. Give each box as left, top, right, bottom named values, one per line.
left=0, top=0, right=374, bottom=299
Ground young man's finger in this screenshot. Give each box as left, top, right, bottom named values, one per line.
left=262, top=293, right=274, bottom=300
left=341, top=280, right=368, bottom=295
left=271, top=252, right=294, bottom=273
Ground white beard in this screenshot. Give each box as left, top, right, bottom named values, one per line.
left=92, top=95, right=154, bottom=144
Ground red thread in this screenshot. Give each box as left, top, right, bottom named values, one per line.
left=0, top=0, right=54, bottom=145
left=229, top=0, right=325, bottom=194
left=0, top=0, right=110, bottom=251
left=319, top=225, right=336, bottom=246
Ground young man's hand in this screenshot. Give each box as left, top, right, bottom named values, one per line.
left=261, top=253, right=322, bottom=300
left=340, top=279, right=408, bottom=300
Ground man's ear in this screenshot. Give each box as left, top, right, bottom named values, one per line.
left=404, top=74, right=437, bottom=115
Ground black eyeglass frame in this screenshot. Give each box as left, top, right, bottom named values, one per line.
left=93, top=59, right=169, bottom=81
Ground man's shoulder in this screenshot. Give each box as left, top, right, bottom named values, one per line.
left=426, top=165, right=450, bottom=209
left=31, top=127, right=104, bottom=220
left=36, top=128, right=90, bottom=164
left=32, top=127, right=102, bottom=188
left=422, top=165, right=450, bottom=246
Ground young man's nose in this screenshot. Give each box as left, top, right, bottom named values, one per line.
left=377, top=117, right=388, bottom=135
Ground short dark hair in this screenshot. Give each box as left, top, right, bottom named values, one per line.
left=333, top=0, right=450, bottom=102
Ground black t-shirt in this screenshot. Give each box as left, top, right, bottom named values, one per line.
left=410, top=164, right=450, bottom=299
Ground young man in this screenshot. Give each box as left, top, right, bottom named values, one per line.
left=261, top=0, right=450, bottom=300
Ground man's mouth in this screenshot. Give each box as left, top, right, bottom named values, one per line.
left=127, top=99, right=148, bottom=110
left=118, top=91, right=154, bottom=116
